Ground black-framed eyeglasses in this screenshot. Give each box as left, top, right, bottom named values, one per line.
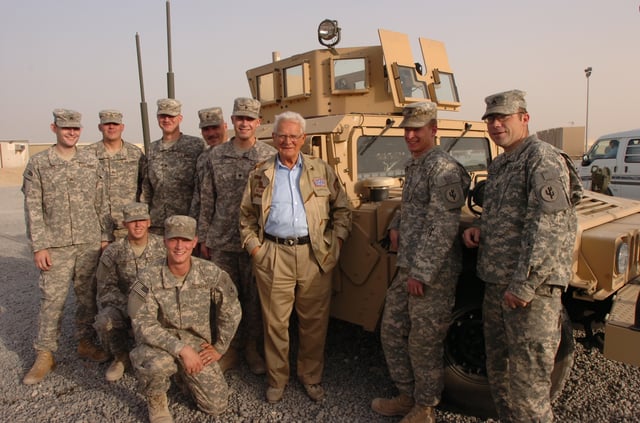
left=483, top=113, right=523, bottom=124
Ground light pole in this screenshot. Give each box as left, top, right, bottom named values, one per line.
left=584, top=67, right=592, bottom=152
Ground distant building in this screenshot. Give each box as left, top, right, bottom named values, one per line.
left=536, top=126, right=585, bottom=159
left=0, top=140, right=29, bottom=168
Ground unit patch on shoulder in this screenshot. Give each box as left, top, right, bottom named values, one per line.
left=439, top=182, right=465, bottom=210
left=536, top=180, right=569, bottom=213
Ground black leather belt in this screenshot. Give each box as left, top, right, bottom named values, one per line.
left=264, top=233, right=311, bottom=246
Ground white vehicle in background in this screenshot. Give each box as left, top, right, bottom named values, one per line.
left=579, top=128, right=640, bottom=199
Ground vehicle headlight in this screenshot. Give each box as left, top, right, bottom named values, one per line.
left=616, top=242, right=629, bottom=275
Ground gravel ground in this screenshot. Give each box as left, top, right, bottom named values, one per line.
left=2, top=184, right=640, bottom=422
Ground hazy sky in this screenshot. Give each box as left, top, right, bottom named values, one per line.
left=1, top=0, right=638, bottom=147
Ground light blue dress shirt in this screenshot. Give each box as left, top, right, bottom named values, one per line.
left=264, top=154, right=309, bottom=238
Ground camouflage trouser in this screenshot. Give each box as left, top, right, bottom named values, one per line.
left=93, top=305, right=132, bottom=355
left=34, top=243, right=101, bottom=352
left=211, top=250, right=262, bottom=348
left=483, top=283, right=562, bottom=423
left=380, top=267, right=457, bottom=407
left=130, top=338, right=229, bottom=416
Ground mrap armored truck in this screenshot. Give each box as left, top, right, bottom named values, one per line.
left=243, top=20, right=640, bottom=416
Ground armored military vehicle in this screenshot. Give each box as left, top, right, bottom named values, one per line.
left=244, top=20, right=640, bottom=416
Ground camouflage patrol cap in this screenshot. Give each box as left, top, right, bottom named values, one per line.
left=232, top=97, right=260, bottom=119
left=482, top=89, right=527, bottom=120
left=99, top=109, right=123, bottom=125
left=198, top=107, right=224, bottom=128
left=398, top=101, right=437, bottom=128
left=52, top=108, right=82, bottom=128
left=164, top=215, right=196, bottom=240
left=122, top=202, right=150, bottom=223
left=157, top=98, right=182, bottom=116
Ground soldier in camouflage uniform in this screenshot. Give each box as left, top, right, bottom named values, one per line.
left=22, top=109, right=113, bottom=385
left=198, top=98, right=276, bottom=374
left=189, top=106, right=228, bottom=246
left=140, top=99, right=205, bottom=234
left=85, top=109, right=146, bottom=239
left=462, top=90, right=582, bottom=422
left=371, top=102, right=470, bottom=423
left=94, top=202, right=165, bottom=382
left=129, top=215, right=241, bottom=423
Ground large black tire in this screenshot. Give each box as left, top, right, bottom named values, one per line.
left=441, top=303, right=575, bottom=418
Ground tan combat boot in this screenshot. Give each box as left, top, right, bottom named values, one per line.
left=371, top=393, right=415, bottom=417
left=218, top=347, right=239, bottom=373
left=147, top=393, right=173, bottom=423
left=400, top=405, right=436, bottom=423
left=77, top=338, right=111, bottom=363
left=23, top=351, right=56, bottom=385
left=244, top=339, right=266, bottom=375
left=105, top=352, right=130, bottom=382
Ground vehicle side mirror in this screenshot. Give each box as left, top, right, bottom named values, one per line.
left=467, top=180, right=486, bottom=215
left=581, top=154, right=591, bottom=167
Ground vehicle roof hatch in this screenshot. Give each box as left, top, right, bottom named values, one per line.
left=419, top=37, right=460, bottom=110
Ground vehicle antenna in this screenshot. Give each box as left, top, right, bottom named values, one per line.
left=166, top=0, right=175, bottom=98
left=135, top=32, right=151, bottom=154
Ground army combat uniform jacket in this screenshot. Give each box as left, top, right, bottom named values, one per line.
left=189, top=145, right=213, bottom=223
left=130, top=257, right=241, bottom=358
left=198, top=139, right=276, bottom=251
left=475, top=135, right=583, bottom=301
left=96, top=233, right=165, bottom=313
left=140, top=134, right=205, bottom=229
left=23, top=146, right=112, bottom=251
left=85, top=141, right=146, bottom=236
left=390, top=147, right=470, bottom=284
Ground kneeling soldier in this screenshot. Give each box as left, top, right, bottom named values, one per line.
left=94, top=202, right=165, bottom=381
left=129, top=215, right=241, bottom=422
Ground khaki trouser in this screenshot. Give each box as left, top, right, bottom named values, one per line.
left=252, top=240, right=332, bottom=389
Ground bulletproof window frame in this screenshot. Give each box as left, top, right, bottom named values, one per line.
left=256, top=71, right=280, bottom=105
left=430, top=69, right=460, bottom=107
left=330, top=57, right=370, bottom=94
left=391, top=63, right=430, bottom=103
left=283, top=62, right=311, bottom=100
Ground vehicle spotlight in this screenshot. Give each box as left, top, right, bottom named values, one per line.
left=616, top=242, right=629, bottom=275
left=318, top=19, right=341, bottom=48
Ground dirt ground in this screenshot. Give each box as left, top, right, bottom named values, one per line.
left=0, top=167, right=24, bottom=187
